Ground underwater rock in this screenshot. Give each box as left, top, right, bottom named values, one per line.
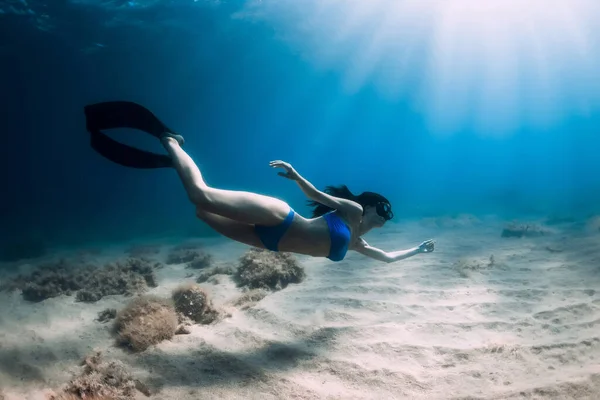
left=76, top=289, right=104, bottom=303
left=501, top=222, right=551, bottom=238
left=74, top=257, right=160, bottom=302
left=19, top=259, right=88, bottom=302
left=114, top=295, right=178, bottom=352
left=96, top=308, right=117, bottom=323
left=4, top=257, right=161, bottom=303
left=48, top=350, right=142, bottom=399
left=172, top=283, right=219, bottom=325
left=175, top=325, right=192, bottom=335
left=234, top=248, right=305, bottom=291
left=76, top=257, right=160, bottom=301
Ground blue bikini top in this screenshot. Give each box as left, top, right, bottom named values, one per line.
left=322, top=212, right=352, bottom=262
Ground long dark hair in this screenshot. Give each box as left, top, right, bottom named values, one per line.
left=307, top=185, right=394, bottom=220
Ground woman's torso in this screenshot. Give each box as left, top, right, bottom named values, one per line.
left=278, top=211, right=357, bottom=258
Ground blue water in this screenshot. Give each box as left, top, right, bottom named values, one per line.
left=2, top=0, right=600, bottom=256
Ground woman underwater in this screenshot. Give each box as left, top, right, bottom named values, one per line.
left=84, top=101, right=435, bottom=263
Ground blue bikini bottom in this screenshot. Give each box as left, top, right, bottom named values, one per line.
left=254, top=209, right=351, bottom=262
left=254, top=208, right=295, bottom=252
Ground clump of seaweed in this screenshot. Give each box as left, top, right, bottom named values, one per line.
left=196, top=263, right=236, bottom=283
left=48, top=351, right=147, bottom=400
left=19, top=259, right=86, bottom=302
left=165, top=244, right=213, bottom=270
left=231, top=288, right=269, bottom=310
left=234, top=248, right=305, bottom=291
left=76, top=257, right=159, bottom=302
left=171, top=283, right=219, bottom=324
left=2, top=257, right=161, bottom=303
left=186, top=253, right=214, bottom=269
left=114, top=295, right=178, bottom=352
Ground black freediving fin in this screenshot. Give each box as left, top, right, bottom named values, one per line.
left=84, top=101, right=178, bottom=169
left=84, top=101, right=176, bottom=139
left=89, top=127, right=173, bottom=169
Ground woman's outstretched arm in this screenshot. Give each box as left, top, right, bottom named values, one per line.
left=351, top=238, right=435, bottom=263
left=269, top=160, right=363, bottom=221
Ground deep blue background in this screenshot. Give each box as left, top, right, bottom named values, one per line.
left=2, top=0, right=599, bottom=252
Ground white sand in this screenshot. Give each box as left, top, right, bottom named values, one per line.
left=0, top=215, right=599, bottom=400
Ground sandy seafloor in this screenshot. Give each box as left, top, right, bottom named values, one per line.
left=0, top=215, right=599, bottom=400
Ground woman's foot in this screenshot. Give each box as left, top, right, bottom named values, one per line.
left=161, top=132, right=185, bottom=146
left=161, top=135, right=186, bottom=154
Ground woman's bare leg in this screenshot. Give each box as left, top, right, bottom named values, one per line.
left=195, top=209, right=265, bottom=248
left=162, top=137, right=290, bottom=226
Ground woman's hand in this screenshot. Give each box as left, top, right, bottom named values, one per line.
left=418, top=239, right=435, bottom=253
left=270, top=160, right=301, bottom=181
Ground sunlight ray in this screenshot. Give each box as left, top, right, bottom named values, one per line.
left=238, top=0, right=600, bottom=136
